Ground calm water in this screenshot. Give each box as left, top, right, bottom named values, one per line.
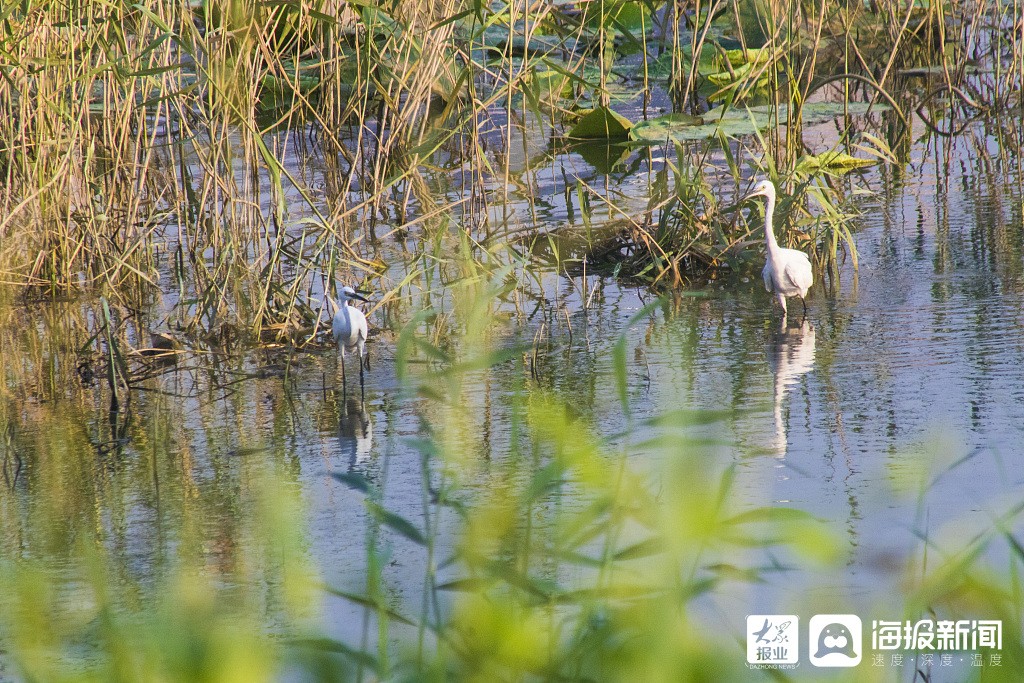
left=274, top=119, right=1024, bottom=674
left=1, top=114, right=1022, bottom=680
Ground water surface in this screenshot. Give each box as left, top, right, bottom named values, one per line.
left=1, top=115, right=1022, bottom=680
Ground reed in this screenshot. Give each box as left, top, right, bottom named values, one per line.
left=0, top=0, right=1016, bottom=338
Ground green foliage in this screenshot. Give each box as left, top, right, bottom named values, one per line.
left=568, top=106, right=634, bottom=139
left=0, top=0, right=1021, bottom=675
left=0, top=460, right=316, bottom=682
left=796, top=151, right=877, bottom=174
left=0, top=0, right=1003, bottom=313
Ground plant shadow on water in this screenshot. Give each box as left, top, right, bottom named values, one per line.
left=0, top=0, right=1024, bottom=680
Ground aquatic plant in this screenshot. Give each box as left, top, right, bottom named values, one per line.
left=0, top=0, right=1023, bottom=679
left=5, top=250, right=1024, bottom=681
left=0, top=0, right=1017, bottom=331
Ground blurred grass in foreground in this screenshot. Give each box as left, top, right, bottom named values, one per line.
left=3, top=254, right=1024, bottom=681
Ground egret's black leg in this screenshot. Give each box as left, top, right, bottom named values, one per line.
left=340, top=348, right=348, bottom=398
left=359, top=361, right=365, bottom=403
left=800, top=296, right=808, bottom=320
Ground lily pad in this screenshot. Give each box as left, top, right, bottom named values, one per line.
left=723, top=47, right=773, bottom=67
left=630, top=107, right=771, bottom=142
left=625, top=43, right=720, bottom=81
left=525, top=68, right=572, bottom=106
left=796, top=101, right=889, bottom=125
left=641, top=51, right=675, bottom=80
left=629, top=101, right=889, bottom=143
left=630, top=113, right=706, bottom=141
left=607, top=1, right=652, bottom=43
left=262, top=73, right=321, bottom=94
left=568, top=106, right=633, bottom=139
left=796, top=151, right=877, bottom=174
left=706, top=61, right=773, bottom=87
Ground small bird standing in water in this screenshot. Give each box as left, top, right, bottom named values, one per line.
left=742, top=180, right=813, bottom=319
left=330, top=285, right=370, bottom=398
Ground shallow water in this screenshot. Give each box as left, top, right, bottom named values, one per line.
left=302, top=119, right=1024, bottom=673
left=2, top=110, right=1023, bottom=679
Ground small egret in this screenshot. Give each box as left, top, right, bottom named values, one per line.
left=743, top=180, right=813, bottom=318
left=330, top=285, right=370, bottom=397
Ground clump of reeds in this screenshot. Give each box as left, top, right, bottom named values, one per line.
left=1, top=0, right=1019, bottom=335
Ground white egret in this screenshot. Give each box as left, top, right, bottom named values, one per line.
left=743, top=180, right=813, bottom=318
left=329, top=285, right=370, bottom=397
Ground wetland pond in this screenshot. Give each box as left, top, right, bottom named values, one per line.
left=2, top=93, right=1024, bottom=683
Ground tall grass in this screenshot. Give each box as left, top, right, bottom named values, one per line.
left=0, top=2, right=1022, bottom=677
left=0, top=0, right=1019, bottom=333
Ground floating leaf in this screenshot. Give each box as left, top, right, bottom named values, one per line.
left=706, top=61, right=772, bottom=88
left=631, top=107, right=770, bottom=141
left=640, top=51, right=675, bottom=80
left=629, top=113, right=706, bottom=142
left=629, top=102, right=889, bottom=143
left=261, top=72, right=320, bottom=95
left=722, top=47, right=773, bottom=67
left=527, top=68, right=571, bottom=105
left=607, top=1, right=651, bottom=44
left=568, top=106, right=633, bottom=139
left=796, top=151, right=877, bottom=174
left=631, top=44, right=718, bottom=81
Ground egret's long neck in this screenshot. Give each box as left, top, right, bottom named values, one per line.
left=763, top=192, right=781, bottom=256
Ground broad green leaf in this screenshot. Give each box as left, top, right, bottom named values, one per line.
left=707, top=61, right=772, bottom=87
left=629, top=113, right=706, bottom=142
left=722, top=47, right=773, bottom=67
left=630, top=102, right=889, bottom=143
left=568, top=106, right=633, bottom=139
left=796, top=151, right=877, bottom=174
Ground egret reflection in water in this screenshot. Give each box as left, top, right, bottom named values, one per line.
left=767, top=317, right=816, bottom=456
left=338, top=398, right=373, bottom=468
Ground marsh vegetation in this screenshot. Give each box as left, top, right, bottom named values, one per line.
left=0, top=0, right=1023, bottom=680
